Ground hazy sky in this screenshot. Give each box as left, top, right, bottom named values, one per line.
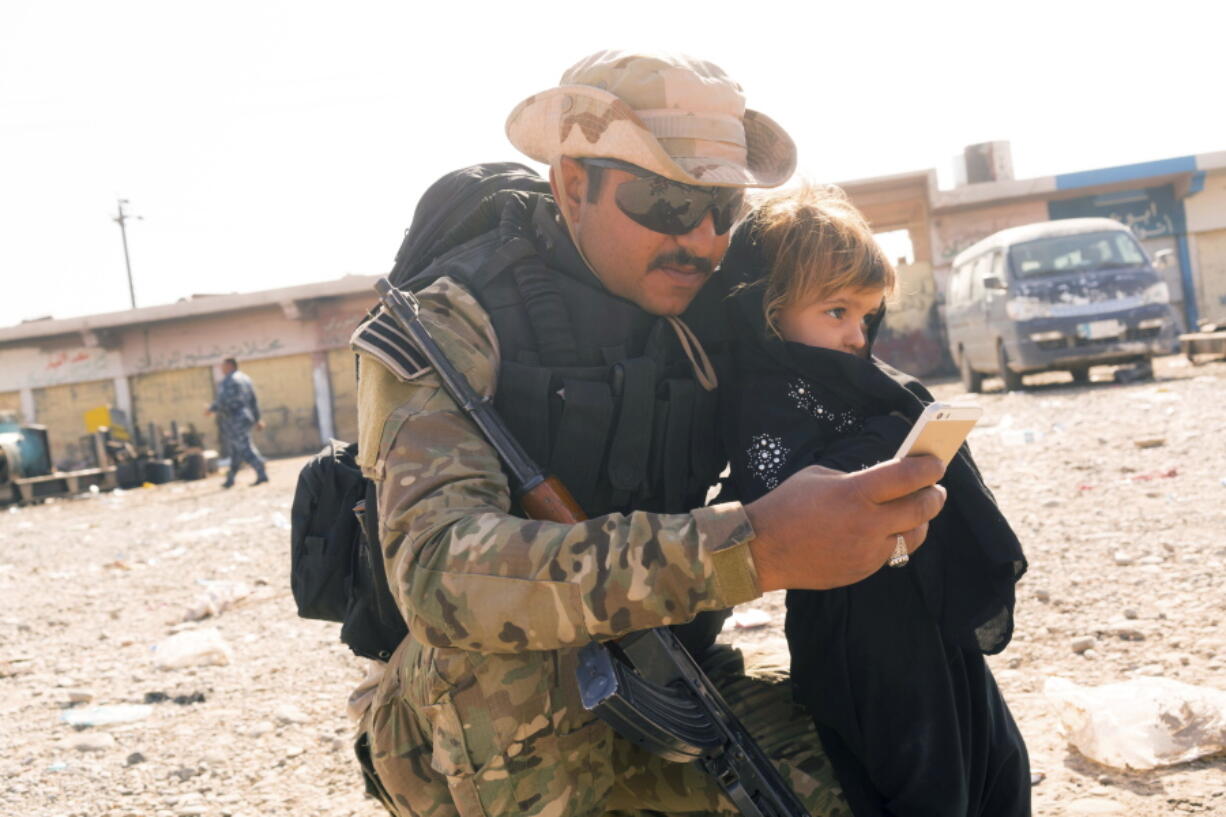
left=2, top=0, right=1220, bottom=328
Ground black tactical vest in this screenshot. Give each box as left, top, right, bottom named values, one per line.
left=407, top=191, right=733, bottom=522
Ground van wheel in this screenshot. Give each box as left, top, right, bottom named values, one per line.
left=959, top=349, right=982, bottom=393
left=996, top=342, right=1023, bottom=391
left=1069, top=366, right=1090, bottom=384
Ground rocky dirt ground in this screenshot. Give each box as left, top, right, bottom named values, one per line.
left=2, top=354, right=1224, bottom=817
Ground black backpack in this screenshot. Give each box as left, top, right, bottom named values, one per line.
left=290, top=440, right=406, bottom=661
left=289, top=163, right=550, bottom=661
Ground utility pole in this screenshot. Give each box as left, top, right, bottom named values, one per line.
left=113, top=198, right=142, bottom=309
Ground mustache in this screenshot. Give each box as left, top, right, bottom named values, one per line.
left=650, top=250, right=714, bottom=276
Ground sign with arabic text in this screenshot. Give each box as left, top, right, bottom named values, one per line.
left=1048, top=185, right=1186, bottom=240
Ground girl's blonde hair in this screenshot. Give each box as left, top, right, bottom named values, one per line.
left=747, top=182, right=896, bottom=336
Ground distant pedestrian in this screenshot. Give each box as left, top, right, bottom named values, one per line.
left=205, top=357, right=269, bottom=488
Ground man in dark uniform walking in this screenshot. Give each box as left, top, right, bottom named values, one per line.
left=206, top=357, right=269, bottom=488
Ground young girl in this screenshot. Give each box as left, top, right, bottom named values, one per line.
left=721, top=184, right=1031, bottom=817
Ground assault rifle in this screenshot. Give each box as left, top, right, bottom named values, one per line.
left=374, top=278, right=810, bottom=817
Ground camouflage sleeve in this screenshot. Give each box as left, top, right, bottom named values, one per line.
left=354, top=276, right=762, bottom=653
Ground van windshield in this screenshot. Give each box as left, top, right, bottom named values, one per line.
left=1008, top=230, right=1146, bottom=278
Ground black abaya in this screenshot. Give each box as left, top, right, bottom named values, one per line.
left=720, top=235, right=1031, bottom=817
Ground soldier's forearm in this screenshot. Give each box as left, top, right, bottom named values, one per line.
left=394, top=505, right=755, bottom=652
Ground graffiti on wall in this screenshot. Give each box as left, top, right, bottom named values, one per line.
left=874, top=262, right=949, bottom=377
left=133, top=337, right=286, bottom=372
left=318, top=312, right=369, bottom=348
left=935, top=201, right=1050, bottom=263
left=0, top=348, right=121, bottom=390
left=883, top=266, right=936, bottom=333
left=40, top=350, right=109, bottom=381
left=941, top=230, right=993, bottom=261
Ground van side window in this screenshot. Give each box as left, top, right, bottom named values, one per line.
left=1009, top=230, right=1151, bottom=278
left=1114, top=233, right=1145, bottom=265
left=968, top=254, right=991, bottom=299
left=959, top=260, right=976, bottom=304
left=948, top=263, right=970, bottom=305
left=991, top=251, right=1006, bottom=281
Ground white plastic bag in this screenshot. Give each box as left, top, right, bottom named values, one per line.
left=183, top=579, right=252, bottom=622
left=1044, top=675, right=1226, bottom=770
left=61, top=704, right=152, bottom=727
left=152, top=627, right=234, bottom=670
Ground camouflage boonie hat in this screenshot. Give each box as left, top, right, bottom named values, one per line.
left=506, top=50, right=797, bottom=189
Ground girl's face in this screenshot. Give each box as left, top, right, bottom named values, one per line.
left=777, top=286, right=885, bottom=357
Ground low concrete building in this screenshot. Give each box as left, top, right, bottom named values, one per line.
left=1184, top=167, right=1226, bottom=327
left=7, top=145, right=1224, bottom=463
left=839, top=144, right=1226, bottom=374
left=0, top=276, right=377, bottom=468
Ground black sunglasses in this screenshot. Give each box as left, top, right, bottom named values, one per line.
left=582, top=158, right=744, bottom=236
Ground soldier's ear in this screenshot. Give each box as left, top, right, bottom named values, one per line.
left=552, top=157, right=588, bottom=229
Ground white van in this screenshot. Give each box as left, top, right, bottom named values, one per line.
left=945, top=218, right=1178, bottom=391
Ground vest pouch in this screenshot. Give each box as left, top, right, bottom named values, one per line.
left=289, top=440, right=366, bottom=623
left=293, top=534, right=349, bottom=622
left=341, top=542, right=386, bottom=660
left=605, top=358, right=656, bottom=506
left=655, top=379, right=697, bottom=514
left=688, top=385, right=722, bottom=499
left=340, top=536, right=406, bottom=662
left=548, top=378, right=615, bottom=515
left=495, top=361, right=554, bottom=471
left=339, top=485, right=408, bottom=662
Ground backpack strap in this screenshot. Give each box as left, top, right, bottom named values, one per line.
left=494, top=193, right=581, bottom=368
left=665, top=316, right=719, bottom=391
left=513, top=258, right=580, bottom=367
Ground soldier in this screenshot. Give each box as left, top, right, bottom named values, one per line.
left=350, top=51, right=946, bottom=816
left=205, top=357, right=268, bottom=488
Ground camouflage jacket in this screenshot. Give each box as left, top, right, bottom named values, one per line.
left=352, top=276, right=763, bottom=653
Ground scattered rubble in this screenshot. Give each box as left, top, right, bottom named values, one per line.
left=151, top=628, right=233, bottom=670
left=730, top=608, right=773, bottom=629
left=1071, top=636, right=1097, bottom=655
left=60, top=704, right=152, bottom=727
left=1045, top=676, right=1226, bottom=770
left=0, top=357, right=1222, bottom=816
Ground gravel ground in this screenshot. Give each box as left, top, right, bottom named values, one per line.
left=2, top=354, right=1224, bottom=817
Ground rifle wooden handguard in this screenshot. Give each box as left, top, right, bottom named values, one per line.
left=520, top=476, right=587, bottom=524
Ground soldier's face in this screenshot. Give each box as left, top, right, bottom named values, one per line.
left=556, top=158, right=730, bottom=316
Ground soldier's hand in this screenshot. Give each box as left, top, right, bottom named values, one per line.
left=256, top=421, right=265, bottom=431
left=745, top=455, right=946, bottom=592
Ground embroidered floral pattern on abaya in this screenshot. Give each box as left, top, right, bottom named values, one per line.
left=746, top=433, right=789, bottom=489
left=786, top=377, right=863, bottom=434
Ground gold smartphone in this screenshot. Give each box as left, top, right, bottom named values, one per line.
left=895, top=402, right=983, bottom=465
